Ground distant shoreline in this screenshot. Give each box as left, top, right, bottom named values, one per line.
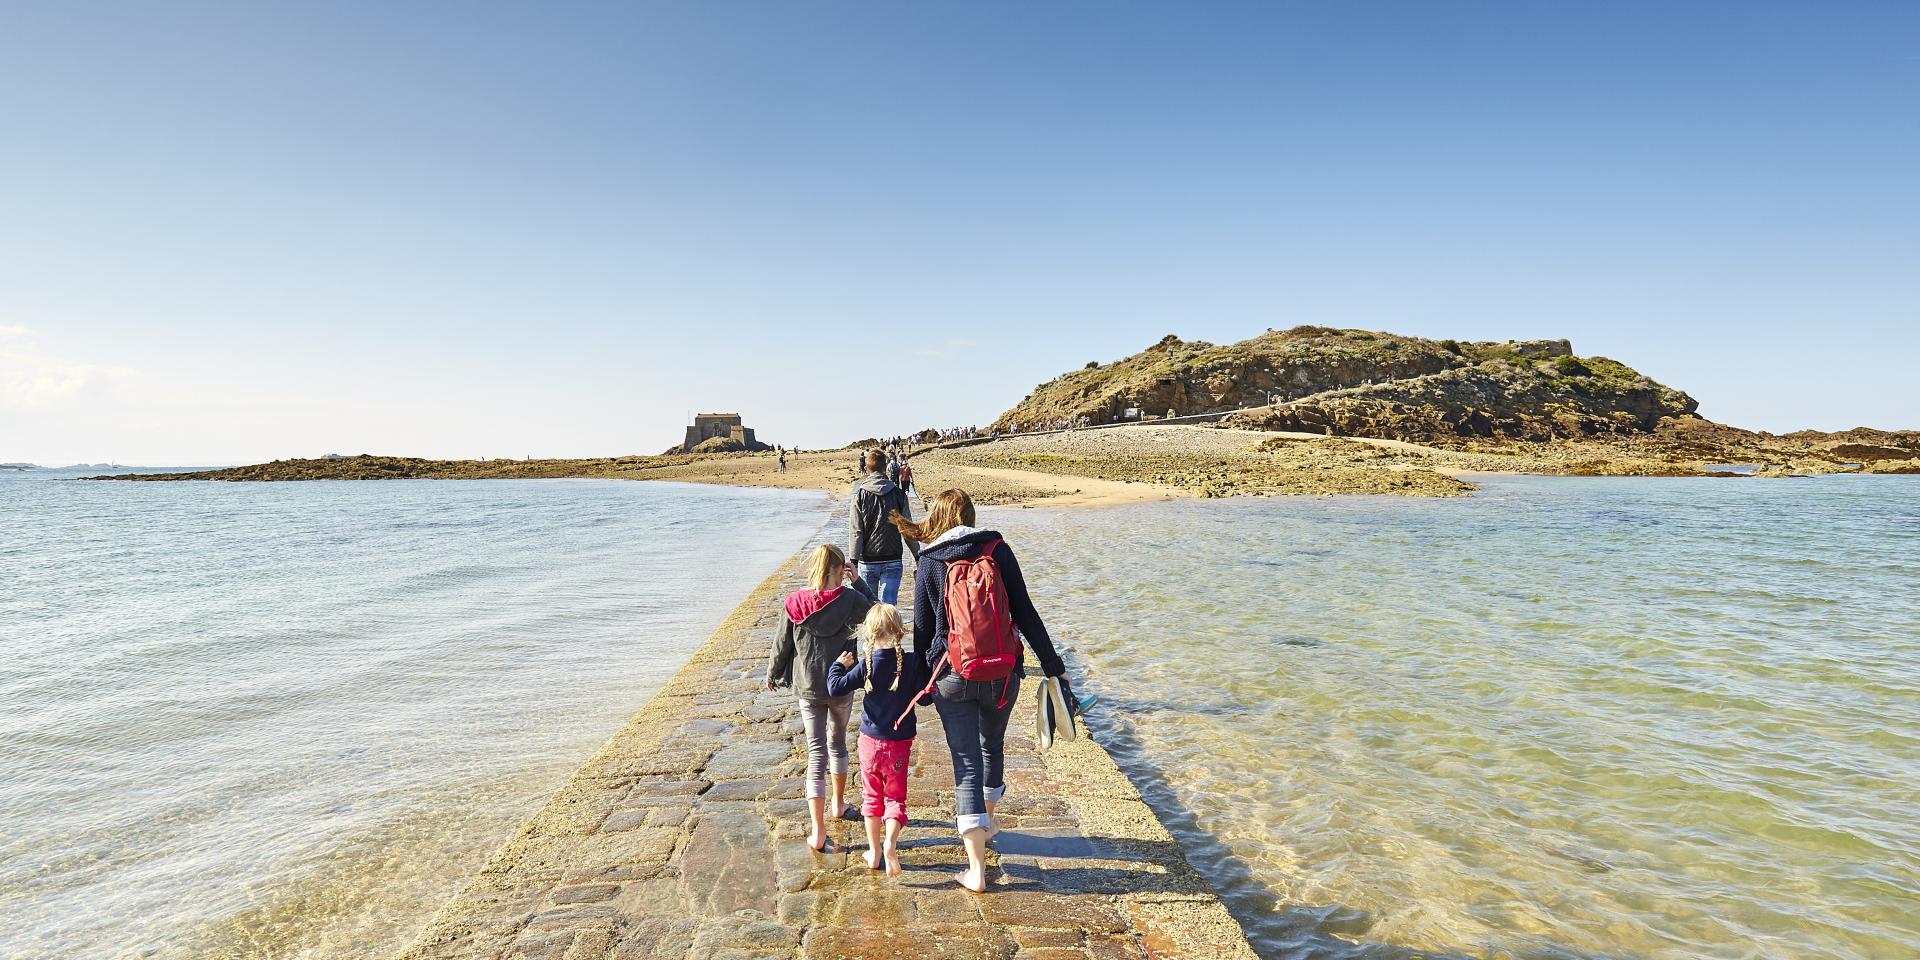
left=83, top=421, right=1919, bottom=501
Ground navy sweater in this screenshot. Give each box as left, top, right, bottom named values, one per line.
left=911, top=528, right=1066, bottom=680
left=827, top=645, right=930, bottom=740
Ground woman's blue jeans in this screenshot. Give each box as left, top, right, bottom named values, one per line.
left=933, top=672, right=1020, bottom=834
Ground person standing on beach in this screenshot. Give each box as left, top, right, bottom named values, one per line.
left=767, top=545, right=873, bottom=850
left=890, top=488, right=1074, bottom=893
left=849, top=448, right=918, bottom=605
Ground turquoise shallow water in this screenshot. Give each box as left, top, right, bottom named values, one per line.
left=986, top=475, right=1920, bottom=960
left=0, top=473, right=829, bottom=960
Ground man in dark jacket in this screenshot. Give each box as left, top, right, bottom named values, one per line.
left=849, top=448, right=918, bottom=605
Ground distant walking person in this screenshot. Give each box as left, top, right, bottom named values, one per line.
left=767, top=545, right=873, bottom=850
left=891, top=488, right=1074, bottom=893
left=778, top=447, right=788, bottom=471
left=850, top=449, right=918, bottom=605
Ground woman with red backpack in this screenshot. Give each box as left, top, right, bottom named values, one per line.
left=889, top=488, right=1074, bottom=893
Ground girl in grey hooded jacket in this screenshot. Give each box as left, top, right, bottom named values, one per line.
left=766, top=544, right=873, bottom=850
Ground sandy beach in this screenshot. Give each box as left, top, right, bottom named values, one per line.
left=613, top=443, right=1190, bottom=508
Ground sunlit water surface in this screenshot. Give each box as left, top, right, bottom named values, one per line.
left=987, top=475, right=1920, bottom=960
left=0, top=473, right=829, bottom=960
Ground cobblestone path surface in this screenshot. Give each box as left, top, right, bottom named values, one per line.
left=398, top=541, right=1256, bottom=960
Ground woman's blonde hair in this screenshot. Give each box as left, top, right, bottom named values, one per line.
left=861, top=603, right=906, bottom=691
left=889, top=488, right=974, bottom=545
left=805, top=544, right=846, bottom=591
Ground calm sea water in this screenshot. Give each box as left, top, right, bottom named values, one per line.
left=7, top=471, right=1916, bottom=960
left=987, top=475, right=1920, bottom=960
left=0, top=473, right=829, bottom=960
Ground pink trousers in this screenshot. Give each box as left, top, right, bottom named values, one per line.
left=857, top=733, right=913, bottom=825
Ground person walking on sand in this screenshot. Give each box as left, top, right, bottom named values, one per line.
left=767, top=545, right=873, bottom=850
left=890, top=488, right=1075, bottom=893
left=849, top=449, right=918, bottom=605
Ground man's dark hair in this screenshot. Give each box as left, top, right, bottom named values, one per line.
left=864, top=448, right=887, bottom=472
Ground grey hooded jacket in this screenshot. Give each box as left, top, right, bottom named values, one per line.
left=849, top=473, right=919, bottom=564
left=767, top=583, right=874, bottom=701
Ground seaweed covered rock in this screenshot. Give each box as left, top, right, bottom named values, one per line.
left=1220, top=356, right=1698, bottom=443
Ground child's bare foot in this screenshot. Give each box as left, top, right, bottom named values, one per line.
left=955, top=865, right=987, bottom=892
left=862, top=847, right=883, bottom=870
left=883, top=841, right=901, bottom=877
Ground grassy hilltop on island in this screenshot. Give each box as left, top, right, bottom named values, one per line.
left=995, top=327, right=1697, bottom=441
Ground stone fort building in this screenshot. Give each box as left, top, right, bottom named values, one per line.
left=679, top=413, right=766, bottom=452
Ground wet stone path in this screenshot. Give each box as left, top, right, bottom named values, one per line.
left=398, top=544, right=1255, bottom=960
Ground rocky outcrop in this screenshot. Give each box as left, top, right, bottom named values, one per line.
left=996, top=328, right=1466, bottom=430
left=1219, top=356, right=1698, bottom=443
left=92, top=453, right=708, bottom=482
left=995, top=327, right=1697, bottom=444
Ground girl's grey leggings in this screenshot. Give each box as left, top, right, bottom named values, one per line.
left=797, top=696, right=852, bottom=799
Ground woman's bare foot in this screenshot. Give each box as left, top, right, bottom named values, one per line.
left=807, top=831, right=830, bottom=852
left=955, top=865, right=987, bottom=892
left=883, top=841, right=902, bottom=877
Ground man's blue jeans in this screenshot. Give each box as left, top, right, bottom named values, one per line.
left=856, top=559, right=903, bottom=605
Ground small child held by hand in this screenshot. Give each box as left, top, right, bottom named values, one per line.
left=826, top=603, right=926, bottom=875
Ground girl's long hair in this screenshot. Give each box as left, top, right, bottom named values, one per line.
left=889, top=488, right=974, bottom=545
left=805, top=544, right=845, bottom=591
left=861, top=603, right=906, bottom=691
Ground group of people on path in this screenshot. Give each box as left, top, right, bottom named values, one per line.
left=766, top=452, right=1073, bottom=892
left=851, top=445, right=914, bottom=497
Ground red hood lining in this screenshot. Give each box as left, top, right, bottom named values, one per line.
left=784, top=586, right=844, bottom=622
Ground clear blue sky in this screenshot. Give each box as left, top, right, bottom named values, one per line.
left=1, top=1, right=1913, bottom=464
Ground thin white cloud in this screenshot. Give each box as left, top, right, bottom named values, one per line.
left=914, top=338, right=980, bottom=359
left=0, top=328, right=133, bottom=409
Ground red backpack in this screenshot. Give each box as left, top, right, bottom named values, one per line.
left=941, top=537, right=1020, bottom=682
left=894, top=537, right=1022, bottom=728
